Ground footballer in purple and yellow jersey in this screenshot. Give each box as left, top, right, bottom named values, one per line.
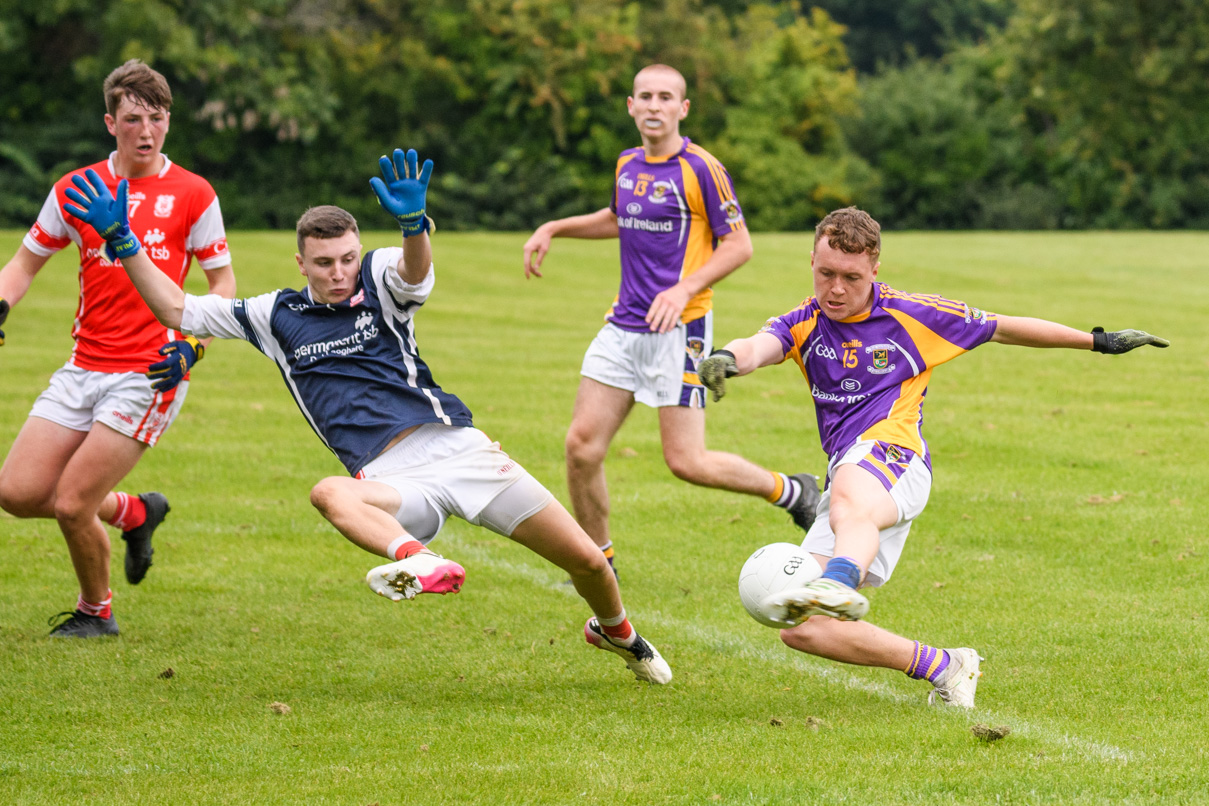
left=606, top=138, right=745, bottom=331
left=698, top=206, right=1167, bottom=710
left=761, top=283, right=998, bottom=473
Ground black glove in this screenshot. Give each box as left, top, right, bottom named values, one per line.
left=1090, top=327, right=1169, bottom=355
left=698, top=349, right=739, bottom=402
left=0, top=298, right=9, bottom=346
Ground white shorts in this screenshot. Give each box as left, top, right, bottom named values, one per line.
left=580, top=315, right=712, bottom=409
left=29, top=362, right=188, bottom=447
left=358, top=424, right=554, bottom=540
left=801, top=439, right=932, bottom=588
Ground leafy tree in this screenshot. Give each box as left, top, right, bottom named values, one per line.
left=809, top=0, right=1012, bottom=72
left=996, top=0, right=1209, bottom=227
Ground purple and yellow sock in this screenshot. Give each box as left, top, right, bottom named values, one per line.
left=600, top=540, right=615, bottom=570
left=904, top=641, right=951, bottom=682
left=766, top=472, right=802, bottom=508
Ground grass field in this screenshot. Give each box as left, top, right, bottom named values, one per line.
left=1, top=228, right=1206, bottom=805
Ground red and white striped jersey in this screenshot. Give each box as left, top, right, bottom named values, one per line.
left=23, top=153, right=231, bottom=373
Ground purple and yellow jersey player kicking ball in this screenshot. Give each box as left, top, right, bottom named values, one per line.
left=699, top=206, right=1168, bottom=708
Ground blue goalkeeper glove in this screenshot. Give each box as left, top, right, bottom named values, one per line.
left=369, top=148, right=433, bottom=237
left=147, top=335, right=205, bottom=393
left=62, top=169, right=141, bottom=261
left=0, top=298, right=9, bottom=346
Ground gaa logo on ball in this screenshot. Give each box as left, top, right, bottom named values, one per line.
left=737, top=542, right=821, bottom=628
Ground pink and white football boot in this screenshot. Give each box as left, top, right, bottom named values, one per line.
left=366, top=552, right=465, bottom=601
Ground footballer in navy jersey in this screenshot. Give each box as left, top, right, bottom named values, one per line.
left=67, top=148, right=674, bottom=684
left=186, top=248, right=472, bottom=475
left=699, top=206, right=1168, bottom=708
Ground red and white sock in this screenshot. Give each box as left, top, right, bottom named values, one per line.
left=386, top=535, right=425, bottom=561
left=77, top=590, right=113, bottom=620
left=106, top=492, right=146, bottom=531
left=597, top=609, right=636, bottom=647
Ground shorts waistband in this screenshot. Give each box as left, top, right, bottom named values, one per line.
left=361, top=423, right=454, bottom=478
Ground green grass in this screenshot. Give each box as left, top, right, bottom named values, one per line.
left=1, top=229, right=1206, bottom=805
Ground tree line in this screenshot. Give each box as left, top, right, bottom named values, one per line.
left=2, top=0, right=1206, bottom=230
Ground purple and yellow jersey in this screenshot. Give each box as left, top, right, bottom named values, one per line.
left=607, top=138, right=745, bottom=332
left=760, top=283, right=999, bottom=467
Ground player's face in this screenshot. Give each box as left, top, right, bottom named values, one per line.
left=104, top=95, right=170, bottom=178
left=296, top=230, right=363, bottom=304
left=811, top=236, right=879, bottom=321
left=627, top=72, right=689, bottom=143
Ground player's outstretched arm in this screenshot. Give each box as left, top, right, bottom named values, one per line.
left=991, top=315, right=1169, bottom=353
left=370, top=148, right=434, bottom=286
left=62, top=169, right=186, bottom=329
left=522, top=208, right=618, bottom=279
left=0, top=246, right=53, bottom=346
left=698, top=332, right=784, bottom=401
left=377, top=148, right=440, bottom=286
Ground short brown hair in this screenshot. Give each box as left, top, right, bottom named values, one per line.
left=296, top=206, right=359, bottom=253
left=104, top=59, right=172, bottom=116
left=814, top=207, right=881, bottom=261
left=633, top=64, right=687, bottom=100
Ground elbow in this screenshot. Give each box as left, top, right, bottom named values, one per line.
left=732, top=229, right=754, bottom=264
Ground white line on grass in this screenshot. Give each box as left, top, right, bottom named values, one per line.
left=451, top=539, right=1133, bottom=764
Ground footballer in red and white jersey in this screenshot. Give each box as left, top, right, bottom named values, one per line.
left=23, top=152, right=231, bottom=373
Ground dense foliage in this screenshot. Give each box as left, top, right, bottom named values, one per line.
left=1, top=0, right=1206, bottom=229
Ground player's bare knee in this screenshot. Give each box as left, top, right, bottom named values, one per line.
left=308, top=477, right=346, bottom=516
left=567, top=544, right=610, bottom=580
left=663, top=449, right=707, bottom=484
left=565, top=428, right=606, bottom=471
left=52, top=492, right=93, bottom=529
left=0, top=477, right=34, bottom=517
left=779, top=617, right=831, bottom=654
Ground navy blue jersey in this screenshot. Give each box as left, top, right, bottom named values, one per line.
left=180, top=248, right=473, bottom=474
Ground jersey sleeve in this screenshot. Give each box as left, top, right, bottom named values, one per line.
left=22, top=188, right=75, bottom=257
left=759, top=302, right=817, bottom=364
left=694, top=157, right=745, bottom=237
left=180, top=290, right=277, bottom=352
left=187, top=196, right=232, bottom=270
left=883, top=293, right=999, bottom=369
left=372, top=247, right=435, bottom=312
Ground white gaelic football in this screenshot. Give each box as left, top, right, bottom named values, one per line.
left=738, top=542, right=822, bottom=628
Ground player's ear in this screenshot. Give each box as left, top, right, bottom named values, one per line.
left=679, top=99, right=690, bottom=119
left=295, top=252, right=305, bottom=276
left=872, top=261, right=880, bottom=280
left=104, top=114, right=117, bottom=136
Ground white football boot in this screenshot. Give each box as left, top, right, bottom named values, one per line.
left=760, top=577, right=870, bottom=624
left=928, top=648, right=984, bottom=708
left=366, top=552, right=465, bottom=601
left=584, top=618, right=672, bottom=684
